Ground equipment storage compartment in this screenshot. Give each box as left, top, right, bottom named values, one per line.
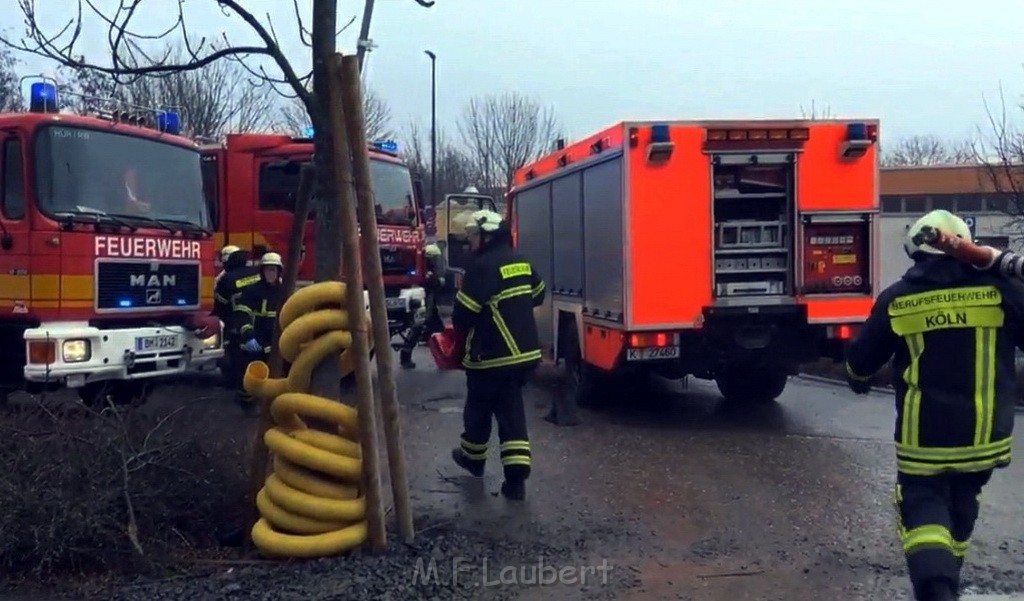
left=798, top=213, right=873, bottom=296
left=711, top=153, right=795, bottom=301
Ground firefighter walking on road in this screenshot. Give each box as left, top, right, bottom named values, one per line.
left=449, top=210, right=546, bottom=501
left=213, top=245, right=260, bottom=392
left=233, top=252, right=287, bottom=408
left=844, top=210, right=1024, bottom=601
left=422, top=242, right=447, bottom=340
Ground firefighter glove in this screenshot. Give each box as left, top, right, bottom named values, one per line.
left=242, top=338, right=263, bottom=353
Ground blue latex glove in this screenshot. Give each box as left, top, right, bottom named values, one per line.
left=242, top=338, right=263, bottom=353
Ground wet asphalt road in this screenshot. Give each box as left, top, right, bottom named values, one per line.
left=9, top=346, right=1024, bottom=600
left=395, top=347, right=1024, bottom=600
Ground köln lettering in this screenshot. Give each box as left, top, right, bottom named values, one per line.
left=130, top=274, right=177, bottom=287
left=924, top=311, right=968, bottom=328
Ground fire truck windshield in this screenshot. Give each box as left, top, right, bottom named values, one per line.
left=33, top=125, right=210, bottom=230
left=369, top=159, right=416, bottom=226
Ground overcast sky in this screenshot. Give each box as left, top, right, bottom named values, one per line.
left=3, top=0, right=1022, bottom=146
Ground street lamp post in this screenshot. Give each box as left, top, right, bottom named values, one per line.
left=424, top=50, right=437, bottom=211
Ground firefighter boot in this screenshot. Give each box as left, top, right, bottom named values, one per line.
left=921, top=579, right=956, bottom=601
left=400, top=348, right=416, bottom=369
left=500, top=480, right=526, bottom=501
left=451, top=448, right=484, bottom=477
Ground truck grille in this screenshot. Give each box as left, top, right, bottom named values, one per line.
left=380, top=247, right=416, bottom=276
left=95, top=261, right=201, bottom=311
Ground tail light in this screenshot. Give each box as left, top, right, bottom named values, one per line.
left=628, top=332, right=678, bottom=347
left=826, top=324, right=859, bottom=340
left=800, top=216, right=871, bottom=295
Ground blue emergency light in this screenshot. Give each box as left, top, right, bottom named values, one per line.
left=157, top=111, right=182, bottom=135
left=846, top=122, right=868, bottom=141
left=118, top=299, right=133, bottom=308
left=304, top=126, right=315, bottom=138
left=29, top=82, right=59, bottom=113
left=650, top=123, right=671, bottom=143
left=372, top=139, right=399, bottom=153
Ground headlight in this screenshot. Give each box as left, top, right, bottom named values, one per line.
left=202, top=333, right=221, bottom=350
left=62, top=339, right=91, bottom=363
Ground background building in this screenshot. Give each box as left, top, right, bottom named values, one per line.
left=879, top=165, right=1021, bottom=288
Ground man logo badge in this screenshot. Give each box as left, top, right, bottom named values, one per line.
left=146, top=289, right=162, bottom=305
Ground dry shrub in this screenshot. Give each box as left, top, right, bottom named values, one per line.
left=0, top=399, right=247, bottom=581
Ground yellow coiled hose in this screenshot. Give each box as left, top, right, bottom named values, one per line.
left=242, top=281, right=374, bottom=558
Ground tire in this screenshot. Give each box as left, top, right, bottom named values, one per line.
left=714, top=361, right=788, bottom=403
left=561, top=320, right=605, bottom=407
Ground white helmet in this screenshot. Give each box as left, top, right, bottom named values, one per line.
left=220, top=244, right=241, bottom=262
left=425, top=243, right=441, bottom=258
left=465, top=209, right=504, bottom=234
left=260, top=252, right=284, bottom=268
left=904, top=209, right=972, bottom=258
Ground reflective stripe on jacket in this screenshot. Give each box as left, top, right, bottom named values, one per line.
left=451, top=242, right=545, bottom=370
left=233, top=280, right=287, bottom=353
left=213, top=266, right=260, bottom=329
left=845, top=255, right=1024, bottom=476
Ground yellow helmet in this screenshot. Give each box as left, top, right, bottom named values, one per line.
left=260, top=252, right=284, bottom=268
left=220, top=244, right=241, bottom=262
left=465, top=209, right=504, bottom=234
left=904, top=209, right=972, bottom=258
left=425, top=243, right=441, bottom=258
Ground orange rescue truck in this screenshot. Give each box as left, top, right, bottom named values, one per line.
left=200, top=134, right=429, bottom=359
left=505, top=119, right=880, bottom=403
left=0, top=80, right=223, bottom=405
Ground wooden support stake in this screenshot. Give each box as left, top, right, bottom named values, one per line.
left=328, top=51, right=387, bottom=552
left=338, top=54, right=416, bottom=543
left=244, top=164, right=314, bottom=546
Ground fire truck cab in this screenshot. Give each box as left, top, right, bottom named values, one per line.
left=508, top=119, right=880, bottom=404
left=200, top=133, right=429, bottom=359
left=0, top=80, right=223, bottom=405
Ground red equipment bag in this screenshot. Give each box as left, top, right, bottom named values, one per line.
left=429, top=326, right=466, bottom=370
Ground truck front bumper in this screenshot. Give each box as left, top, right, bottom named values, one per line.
left=23, top=321, right=225, bottom=387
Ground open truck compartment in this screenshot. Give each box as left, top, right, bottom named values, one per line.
left=509, top=119, right=880, bottom=401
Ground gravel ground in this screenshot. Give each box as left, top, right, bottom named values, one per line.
left=91, top=521, right=640, bottom=601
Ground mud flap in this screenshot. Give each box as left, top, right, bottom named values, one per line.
left=544, top=390, right=581, bottom=426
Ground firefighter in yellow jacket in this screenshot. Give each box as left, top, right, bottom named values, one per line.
left=449, top=210, right=545, bottom=501
left=844, top=210, right=1024, bottom=601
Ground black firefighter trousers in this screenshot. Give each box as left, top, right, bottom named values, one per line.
left=457, top=366, right=533, bottom=483
left=896, top=469, right=994, bottom=599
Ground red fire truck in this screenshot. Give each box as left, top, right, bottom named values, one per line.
left=0, top=80, right=223, bottom=405
left=489, top=119, right=880, bottom=404
left=200, top=134, right=428, bottom=361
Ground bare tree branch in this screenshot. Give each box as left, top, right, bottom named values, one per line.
left=800, top=99, right=834, bottom=120
left=457, top=91, right=562, bottom=189
left=277, top=85, right=393, bottom=140
left=880, top=134, right=976, bottom=167
left=0, top=0, right=314, bottom=110
left=974, top=83, right=1024, bottom=224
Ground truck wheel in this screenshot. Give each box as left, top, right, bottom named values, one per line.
left=561, top=321, right=604, bottom=408
left=715, top=362, right=788, bottom=403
